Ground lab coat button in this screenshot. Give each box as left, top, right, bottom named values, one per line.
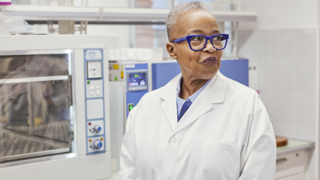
left=169, top=138, right=176, bottom=145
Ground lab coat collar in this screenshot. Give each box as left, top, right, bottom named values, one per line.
left=158, top=71, right=227, bottom=132
left=158, top=73, right=181, bottom=130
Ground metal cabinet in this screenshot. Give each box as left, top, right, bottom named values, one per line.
left=276, top=150, right=308, bottom=180
left=277, top=173, right=305, bottom=180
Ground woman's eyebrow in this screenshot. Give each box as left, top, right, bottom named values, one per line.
left=188, top=29, right=221, bottom=34
left=188, top=30, right=204, bottom=34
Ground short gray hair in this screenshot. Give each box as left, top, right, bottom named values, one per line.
left=166, top=1, right=211, bottom=41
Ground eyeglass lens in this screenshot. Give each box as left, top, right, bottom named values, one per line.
left=189, top=35, right=227, bottom=50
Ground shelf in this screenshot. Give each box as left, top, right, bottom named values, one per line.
left=1, top=5, right=98, bottom=21
left=1, top=5, right=256, bottom=22
left=277, top=139, right=315, bottom=155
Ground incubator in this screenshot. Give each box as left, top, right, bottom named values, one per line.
left=0, top=35, right=111, bottom=180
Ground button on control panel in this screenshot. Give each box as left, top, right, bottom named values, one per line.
left=93, top=140, right=103, bottom=149
left=128, top=86, right=147, bottom=91
left=93, top=125, right=102, bottom=133
left=86, top=80, right=103, bottom=98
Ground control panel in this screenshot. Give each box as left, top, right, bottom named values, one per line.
left=125, top=63, right=149, bottom=117
left=108, top=62, right=124, bottom=82
left=84, top=49, right=106, bottom=155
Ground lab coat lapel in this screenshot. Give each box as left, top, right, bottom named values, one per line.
left=158, top=74, right=181, bottom=130
left=173, top=72, right=228, bottom=134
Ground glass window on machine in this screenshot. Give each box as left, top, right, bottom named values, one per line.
left=0, top=53, right=73, bottom=163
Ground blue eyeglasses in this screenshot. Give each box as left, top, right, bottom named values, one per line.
left=171, top=34, right=229, bottom=51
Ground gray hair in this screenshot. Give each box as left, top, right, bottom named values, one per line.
left=166, top=1, right=211, bottom=41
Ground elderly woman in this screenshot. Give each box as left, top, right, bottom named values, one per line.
left=120, top=2, right=276, bottom=180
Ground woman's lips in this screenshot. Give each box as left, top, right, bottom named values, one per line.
left=201, top=56, right=218, bottom=66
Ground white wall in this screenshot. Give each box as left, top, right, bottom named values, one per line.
left=237, top=0, right=318, bottom=179
left=239, top=28, right=317, bottom=141
left=239, top=0, right=317, bottom=30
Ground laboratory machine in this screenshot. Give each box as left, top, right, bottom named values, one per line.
left=0, top=35, right=111, bottom=180
left=108, top=58, right=248, bottom=175
left=108, top=61, right=148, bottom=174
left=151, top=58, right=249, bottom=89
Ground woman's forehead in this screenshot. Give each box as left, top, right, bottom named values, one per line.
left=176, top=10, right=219, bottom=35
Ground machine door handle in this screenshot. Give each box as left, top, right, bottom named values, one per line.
left=276, top=158, right=287, bottom=164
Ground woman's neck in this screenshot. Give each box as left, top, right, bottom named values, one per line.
left=179, top=76, right=210, bottom=100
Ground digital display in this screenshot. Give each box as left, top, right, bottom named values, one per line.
left=127, top=70, right=148, bottom=91
left=128, top=73, right=147, bottom=87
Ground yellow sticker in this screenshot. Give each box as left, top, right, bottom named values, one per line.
left=121, top=71, right=124, bottom=79
left=113, top=64, right=119, bottom=70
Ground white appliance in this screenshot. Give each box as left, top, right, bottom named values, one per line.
left=0, top=35, right=111, bottom=180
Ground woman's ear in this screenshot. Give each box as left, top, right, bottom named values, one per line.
left=166, top=42, right=178, bottom=59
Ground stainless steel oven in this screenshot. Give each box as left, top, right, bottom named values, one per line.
left=0, top=35, right=111, bottom=180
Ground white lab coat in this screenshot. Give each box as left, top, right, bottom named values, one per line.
left=120, top=72, right=276, bottom=180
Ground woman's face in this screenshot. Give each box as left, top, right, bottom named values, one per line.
left=167, top=10, right=222, bottom=80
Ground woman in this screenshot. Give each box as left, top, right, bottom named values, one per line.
left=120, top=2, right=276, bottom=180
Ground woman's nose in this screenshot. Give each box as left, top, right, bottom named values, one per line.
left=203, top=40, right=216, bottom=53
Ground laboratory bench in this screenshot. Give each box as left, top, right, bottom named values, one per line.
left=102, top=139, right=315, bottom=180
left=277, top=139, right=315, bottom=155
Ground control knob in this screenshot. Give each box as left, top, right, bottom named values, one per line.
left=93, top=125, right=102, bottom=133
left=93, top=140, right=103, bottom=149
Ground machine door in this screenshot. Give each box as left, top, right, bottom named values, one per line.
left=0, top=51, right=74, bottom=163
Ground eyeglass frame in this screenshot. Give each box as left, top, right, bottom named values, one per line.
left=171, top=34, right=229, bottom=51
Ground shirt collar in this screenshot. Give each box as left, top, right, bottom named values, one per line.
left=176, top=77, right=212, bottom=103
